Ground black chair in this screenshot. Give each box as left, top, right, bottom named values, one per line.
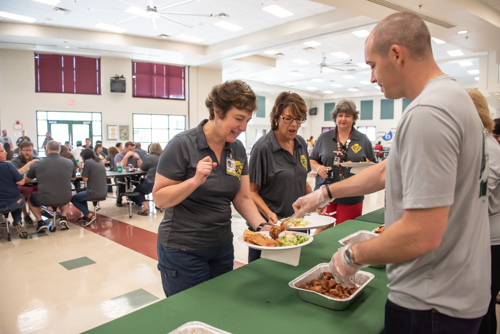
left=120, top=192, right=140, bottom=218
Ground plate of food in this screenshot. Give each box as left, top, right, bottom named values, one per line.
left=239, top=230, right=313, bottom=251
left=278, top=215, right=335, bottom=231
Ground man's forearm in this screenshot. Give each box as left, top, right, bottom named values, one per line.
left=327, top=160, right=386, bottom=199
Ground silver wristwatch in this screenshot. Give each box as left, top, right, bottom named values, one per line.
left=343, top=244, right=357, bottom=267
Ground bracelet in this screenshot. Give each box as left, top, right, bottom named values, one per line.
left=255, top=222, right=267, bottom=231
left=325, top=185, right=333, bottom=199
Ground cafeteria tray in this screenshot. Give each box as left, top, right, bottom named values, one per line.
left=288, top=263, right=374, bottom=310
left=169, top=321, right=231, bottom=334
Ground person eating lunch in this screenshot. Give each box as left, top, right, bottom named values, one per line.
left=153, top=80, right=272, bottom=297
left=247, top=92, right=312, bottom=262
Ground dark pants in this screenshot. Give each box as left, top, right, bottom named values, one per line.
left=71, top=190, right=90, bottom=216
left=0, top=198, right=25, bottom=222
left=478, top=245, right=500, bottom=334
left=157, top=240, right=234, bottom=297
left=130, top=181, right=154, bottom=205
left=385, top=299, right=482, bottom=334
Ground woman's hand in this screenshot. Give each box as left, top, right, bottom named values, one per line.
left=316, top=165, right=328, bottom=178
left=194, top=156, right=217, bottom=185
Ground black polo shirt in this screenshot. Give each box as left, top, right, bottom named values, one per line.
left=157, top=120, right=249, bottom=250
left=249, top=130, right=310, bottom=219
left=310, top=128, right=376, bottom=205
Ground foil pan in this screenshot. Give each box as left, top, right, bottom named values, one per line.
left=168, top=321, right=231, bottom=334
left=288, top=263, right=375, bottom=310
left=338, top=231, right=385, bottom=269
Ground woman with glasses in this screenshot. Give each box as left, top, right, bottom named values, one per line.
left=310, top=99, right=375, bottom=232
left=247, top=92, right=312, bottom=262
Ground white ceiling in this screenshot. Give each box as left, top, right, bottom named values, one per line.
left=0, top=0, right=499, bottom=104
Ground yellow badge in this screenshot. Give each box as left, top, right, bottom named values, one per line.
left=300, top=155, right=308, bottom=170
left=351, top=143, right=362, bottom=154
left=234, top=161, right=243, bottom=180
left=227, top=160, right=243, bottom=180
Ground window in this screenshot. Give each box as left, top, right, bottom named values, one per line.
left=402, top=98, right=412, bottom=113
left=380, top=99, right=394, bottom=119
left=133, top=114, right=186, bottom=149
left=35, top=53, right=100, bottom=94
left=256, top=96, right=265, bottom=118
left=324, top=103, right=335, bottom=121
left=360, top=100, right=373, bottom=120
left=132, top=61, right=185, bottom=100
left=357, top=126, right=376, bottom=141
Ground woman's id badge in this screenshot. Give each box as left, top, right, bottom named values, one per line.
left=333, top=156, right=340, bottom=167
left=226, top=157, right=236, bottom=176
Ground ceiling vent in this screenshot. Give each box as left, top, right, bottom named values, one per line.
left=366, top=0, right=456, bottom=28
left=53, top=7, right=71, bottom=14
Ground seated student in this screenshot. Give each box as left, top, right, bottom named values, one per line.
left=4, top=142, right=13, bottom=160
left=106, top=146, right=119, bottom=172
left=11, top=141, right=38, bottom=224
left=95, top=140, right=108, bottom=156
left=25, top=141, right=76, bottom=232
left=64, top=141, right=72, bottom=151
left=60, top=145, right=77, bottom=168
left=94, top=143, right=108, bottom=163
left=131, top=143, right=162, bottom=215
left=71, top=141, right=84, bottom=160
left=71, top=149, right=107, bottom=227
left=83, top=138, right=93, bottom=149
left=115, top=142, right=123, bottom=153
left=114, top=141, right=142, bottom=207
left=134, top=143, right=147, bottom=160
left=0, top=143, right=28, bottom=238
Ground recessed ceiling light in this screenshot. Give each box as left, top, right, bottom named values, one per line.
left=214, top=21, right=243, bottom=31
left=0, top=11, right=36, bottom=23
left=95, top=23, right=126, bottom=33
left=289, top=72, right=303, bottom=77
left=64, top=45, right=70, bottom=49
left=431, top=37, right=445, bottom=44
left=311, top=78, right=325, bottom=82
left=331, top=83, right=343, bottom=88
left=293, top=59, right=310, bottom=65
left=459, top=61, right=473, bottom=67
left=33, top=0, right=60, bottom=5
left=305, top=86, right=317, bottom=90
left=264, top=50, right=280, bottom=55
left=495, top=93, right=499, bottom=95
left=177, top=34, right=203, bottom=43
left=342, top=75, right=355, bottom=79
left=447, top=50, right=464, bottom=57
left=348, top=88, right=359, bottom=92
left=356, top=63, right=370, bottom=68
left=322, top=68, right=335, bottom=73
left=331, top=52, right=350, bottom=59
left=126, top=6, right=154, bottom=18
left=352, top=29, right=370, bottom=37
left=285, top=82, right=297, bottom=86
left=262, top=4, right=293, bottom=18
left=304, top=41, right=321, bottom=47
left=360, top=80, right=371, bottom=85
left=475, top=77, right=479, bottom=81
left=458, top=30, right=468, bottom=34
left=468, top=69, right=479, bottom=75
left=323, top=90, right=334, bottom=94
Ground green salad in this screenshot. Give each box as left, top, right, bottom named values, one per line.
left=278, top=232, right=309, bottom=247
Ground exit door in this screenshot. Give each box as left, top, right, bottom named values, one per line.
left=48, top=121, right=92, bottom=149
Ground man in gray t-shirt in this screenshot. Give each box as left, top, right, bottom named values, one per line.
left=294, top=12, right=490, bottom=332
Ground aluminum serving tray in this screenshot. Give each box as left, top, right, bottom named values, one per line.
left=288, top=263, right=375, bottom=310
left=168, top=321, right=231, bottom=334
left=338, top=230, right=385, bottom=269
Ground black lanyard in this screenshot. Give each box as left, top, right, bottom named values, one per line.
left=336, top=129, right=352, bottom=180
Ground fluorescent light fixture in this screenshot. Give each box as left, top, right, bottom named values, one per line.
left=311, top=78, right=325, bottom=82
left=177, top=34, right=203, bottom=43
left=468, top=69, right=479, bottom=75
left=360, top=80, right=371, bottom=85
left=322, top=68, right=335, bottom=73
left=331, top=83, right=343, bottom=88
left=475, top=77, right=479, bottom=81
left=33, top=0, right=60, bottom=5
left=347, top=88, right=359, bottom=92
left=352, top=29, right=370, bottom=37
left=0, top=11, right=36, bottom=23
left=64, top=46, right=70, bottom=49
left=458, top=61, right=473, bottom=67
left=262, top=4, right=293, bottom=18
left=264, top=50, right=280, bottom=55
left=447, top=50, right=464, bottom=57
left=293, top=59, right=310, bottom=65
left=342, top=75, right=355, bottom=79
left=95, top=23, right=126, bottom=33
left=458, top=30, right=468, bottom=34
left=285, top=82, right=297, bottom=86
left=289, top=72, right=303, bottom=77
left=305, top=86, right=317, bottom=90
left=214, top=21, right=243, bottom=31
left=323, top=90, right=334, bottom=94
left=356, top=62, right=370, bottom=68
left=304, top=41, right=321, bottom=47
left=331, top=52, right=350, bottom=59
left=431, top=37, right=445, bottom=44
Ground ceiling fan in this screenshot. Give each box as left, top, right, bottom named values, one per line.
left=290, top=53, right=355, bottom=73
left=89, top=0, right=217, bottom=29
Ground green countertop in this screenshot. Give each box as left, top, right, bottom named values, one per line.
left=86, top=220, right=389, bottom=334
left=355, top=208, right=385, bottom=225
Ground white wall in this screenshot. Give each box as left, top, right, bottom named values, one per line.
left=188, top=66, right=222, bottom=129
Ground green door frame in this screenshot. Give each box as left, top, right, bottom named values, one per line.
left=48, top=120, right=93, bottom=148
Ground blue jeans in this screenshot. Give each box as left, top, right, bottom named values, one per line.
left=0, top=198, right=25, bottom=222
left=131, top=181, right=154, bottom=205
left=157, top=240, right=234, bottom=297
left=385, top=299, right=482, bottom=334
left=71, top=191, right=90, bottom=216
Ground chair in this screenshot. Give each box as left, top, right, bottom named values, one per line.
left=0, top=210, right=14, bottom=241
left=120, top=192, right=140, bottom=218
left=45, top=206, right=61, bottom=232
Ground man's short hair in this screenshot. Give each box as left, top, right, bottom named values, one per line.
left=19, top=141, right=34, bottom=150
left=125, top=141, right=134, bottom=148
left=46, top=140, right=60, bottom=152
left=85, top=138, right=91, bottom=141
left=135, top=143, right=141, bottom=149
left=76, top=141, right=82, bottom=147
left=371, top=12, right=432, bottom=60
left=115, top=142, right=122, bottom=148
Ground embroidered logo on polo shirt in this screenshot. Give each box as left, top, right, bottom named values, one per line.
left=300, top=155, right=308, bottom=170
left=351, top=143, right=362, bottom=154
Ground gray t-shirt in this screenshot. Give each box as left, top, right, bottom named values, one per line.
left=249, top=130, right=310, bottom=219
left=106, top=154, right=117, bottom=171
left=10, top=156, right=34, bottom=169
left=134, top=148, right=148, bottom=160
left=487, top=134, right=500, bottom=246
left=82, top=158, right=107, bottom=200
left=140, top=153, right=159, bottom=184
left=157, top=120, right=249, bottom=250
left=26, top=153, right=76, bottom=205
left=385, top=75, right=490, bottom=318
left=1, top=135, right=11, bottom=145
left=310, top=128, right=375, bottom=205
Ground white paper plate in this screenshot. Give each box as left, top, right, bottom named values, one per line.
left=339, top=162, right=376, bottom=174
left=279, top=215, right=336, bottom=231
left=338, top=230, right=378, bottom=246
left=238, top=231, right=313, bottom=251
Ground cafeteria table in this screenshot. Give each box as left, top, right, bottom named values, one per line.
left=85, top=219, right=389, bottom=334
left=355, top=208, right=385, bottom=225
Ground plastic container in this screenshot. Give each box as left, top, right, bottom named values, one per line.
left=288, top=263, right=374, bottom=310
left=117, top=165, right=123, bottom=173
left=168, top=321, right=231, bottom=334
left=338, top=231, right=385, bottom=269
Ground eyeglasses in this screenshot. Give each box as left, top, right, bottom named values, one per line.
left=280, top=115, right=307, bottom=124
left=21, top=149, right=33, bottom=152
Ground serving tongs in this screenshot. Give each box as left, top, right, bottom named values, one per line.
left=281, top=213, right=299, bottom=229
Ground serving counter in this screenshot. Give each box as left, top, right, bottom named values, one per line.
left=85, top=220, right=389, bottom=334
left=355, top=208, right=385, bottom=225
